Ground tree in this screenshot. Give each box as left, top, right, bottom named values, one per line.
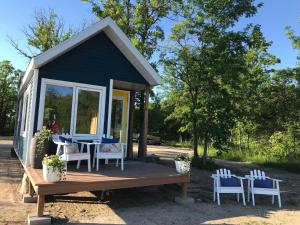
left=162, top=0, right=268, bottom=164
left=286, top=19, right=300, bottom=64
left=84, top=0, right=174, bottom=158
left=0, top=61, right=19, bottom=135
left=9, top=9, right=73, bottom=59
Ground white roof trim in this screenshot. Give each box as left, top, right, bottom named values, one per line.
left=31, top=17, right=161, bottom=86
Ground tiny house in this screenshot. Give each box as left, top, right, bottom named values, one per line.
left=13, top=17, right=161, bottom=165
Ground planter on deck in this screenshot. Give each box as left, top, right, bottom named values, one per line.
left=42, top=164, right=62, bottom=183
left=29, top=137, right=50, bottom=169
left=175, top=160, right=191, bottom=175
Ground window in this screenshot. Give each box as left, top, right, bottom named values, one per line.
left=38, top=79, right=106, bottom=138
left=21, top=95, right=29, bottom=133
left=42, top=84, right=73, bottom=134
left=111, top=98, right=123, bottom=139
left=21, top=95, right=28, bottom=132
left=75, top=89, right=100, bottom=135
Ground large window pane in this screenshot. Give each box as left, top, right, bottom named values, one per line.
left=76, top=89, right=100, bottom=134
left=43, top=84, right=73, bottom=134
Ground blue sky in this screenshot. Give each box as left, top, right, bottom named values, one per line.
left=0, top=0, right=299, bottom=72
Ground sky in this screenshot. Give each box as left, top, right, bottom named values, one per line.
left=0, top=0, right=299, bottom=72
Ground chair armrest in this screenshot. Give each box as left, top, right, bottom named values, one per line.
left=53, top=140, right=70, bottom=146
left=232, top=175, right=247, bottom=180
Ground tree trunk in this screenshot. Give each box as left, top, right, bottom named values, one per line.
left=138, top=90, right=145, bottom=159
left=192, top=124, right=199, bottom=159
left=239, top=127, right=242, bottom=152
left=203, top=132, right=209, bottom=166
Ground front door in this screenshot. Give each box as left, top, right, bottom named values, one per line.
left=110, top=89, right=129, bottom=144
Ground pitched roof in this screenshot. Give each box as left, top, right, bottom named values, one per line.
left=22, top=17, right=161, bottom=87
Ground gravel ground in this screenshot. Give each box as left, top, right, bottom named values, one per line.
left=0, top=138, right=299, bottom=225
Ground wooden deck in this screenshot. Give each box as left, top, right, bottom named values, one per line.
left=24, top=161, right=190, bottom=216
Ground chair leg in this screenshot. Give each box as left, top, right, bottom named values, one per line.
left=237, top=193, right=240, bottom=202
left=252, top=192, right=255, bottom=206
left=64, top=161, right=68, bottom=173
left=88, top=158, right=91, bottom=172
left=96, top=158, right=99, bottom=172
left=105, top=159, right=108, bottom=164
left=77, top=144, right=84, bottom=169
left=116, top=159, right=119, bottom=167
left=121, top=157, right=124, bottom=171
left=247, top=180, right=250, bottom=202
left=213, top=181, right=216, bottom=202
left=217, top=191, right=220, bottom=206
left=272, top=195, right=275, bottom=204
left=278, top=194, right=282, bottom=208
left=242, top=191, right=246, bottom=206
left=93, top=152, right=96, bottom=168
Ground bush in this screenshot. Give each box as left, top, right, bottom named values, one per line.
left=191, top=157, right=218, bottom=171
left=269, top=131, right=297, bottom=160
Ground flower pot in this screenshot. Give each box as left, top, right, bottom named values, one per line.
left=43, top=164, right=61, bottom=183
left=175, top=160, right=191, bottom=174
left=29, top=138, right=50, bottom=169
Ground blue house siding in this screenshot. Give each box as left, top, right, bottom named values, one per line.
left=33, top=31, right=148, bottom=133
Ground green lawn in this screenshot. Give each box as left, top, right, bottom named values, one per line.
left=165, top=140, right=300, bottom=173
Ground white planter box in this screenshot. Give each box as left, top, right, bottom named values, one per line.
left=43, top=164, right=61, bottom=183
left=175, top=160, right=191, bottom=174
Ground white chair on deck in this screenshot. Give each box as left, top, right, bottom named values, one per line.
left=93, top=134, right=125, bottom=171
left=246, top=170, right=282, bottom=208
left=211, top=168, right=246, bottom=206
left=53, top=134, right=91, bottom=172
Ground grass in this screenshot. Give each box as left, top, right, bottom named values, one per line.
left=191, top=156, right=218, bottom=171
left=165, top=140, right=300, bottom=173
left=163, top=140, right=192, bottom=148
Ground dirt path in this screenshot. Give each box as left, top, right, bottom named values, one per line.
left=0, top=138, right=299, bottom=225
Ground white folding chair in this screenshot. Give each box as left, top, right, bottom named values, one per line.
left=53, top=134, right=91, bottom=172
left=246, top=170, right=282, bottom=208
left=93, top=134, right=125, bottom=171
left=211, top=168, right=246, bottom=206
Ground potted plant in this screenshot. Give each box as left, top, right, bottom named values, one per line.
left=174, top=153, right=191, bottom=174
left=42, top=155, right=65, bottom=183
left=29, top=127, right=52, bottom=168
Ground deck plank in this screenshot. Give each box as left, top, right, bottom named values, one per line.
left=25, top=161, right=189, bottom=195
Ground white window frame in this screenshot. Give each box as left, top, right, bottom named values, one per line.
left=20, top=88, right=30, bottom=137
left=37, top=78, right=106, bottom=139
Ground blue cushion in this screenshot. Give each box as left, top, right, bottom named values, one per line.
left=59, top=136, right=72, bottom=143
left=220, top=177, right=241, bottom=187
left=102, top=137, right=119, bottom=144
left=254, top=178, right=273, bottom=188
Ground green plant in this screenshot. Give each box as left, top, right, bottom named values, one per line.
left=174, top=153, right=190, bottom=162
left=34, top=127, right=52, bottom=152
left=191, top=157, right=218, bottom=171
left=42, top=154, right=65, bottom=176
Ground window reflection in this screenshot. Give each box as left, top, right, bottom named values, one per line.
left=43, top=84, right=73, bottom=134
left=76, top=89, right=100, bottom=134
left=111, top=99, right=123, bottom=139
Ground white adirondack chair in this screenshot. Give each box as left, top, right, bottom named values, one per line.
left=211, top=168, right=246, bottom=206
left=52, top=134, right=91, bottom=172
left=93, top=134, right=125, bottom=171
left=246, top=170, right=282, bottom=208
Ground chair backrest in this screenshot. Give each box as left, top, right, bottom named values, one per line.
left=216, top=168, right=232, bottom=178
left=101, top=134, right=121, bottom=143
left=250, top=169, right=266, bottom=180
